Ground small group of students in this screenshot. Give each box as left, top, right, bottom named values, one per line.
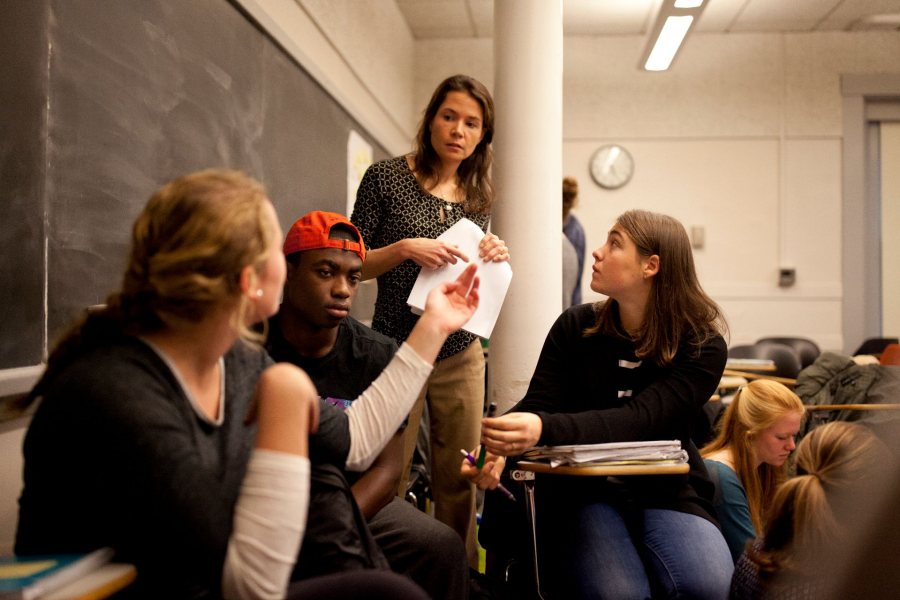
left=13, top=69, right=888, bottom=600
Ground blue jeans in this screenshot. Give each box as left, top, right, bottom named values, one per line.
left=546, top=503, right=733, bottom=600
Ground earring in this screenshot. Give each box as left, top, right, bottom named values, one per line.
left=255, top=289, right=264, bottom=298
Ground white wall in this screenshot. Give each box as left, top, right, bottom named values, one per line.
left=416, top=30, right=900, bottom=352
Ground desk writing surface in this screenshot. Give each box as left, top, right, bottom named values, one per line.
left=516, top=460, right=690, bottom=477
left=725, top=358, right=776, bottom=372
left=42, top=563, right=136, bottom=600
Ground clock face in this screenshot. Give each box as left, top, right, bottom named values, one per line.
left=589, top=144, right=634, bottom=189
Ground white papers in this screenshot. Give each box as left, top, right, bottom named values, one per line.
left=523, top=440, right=687, bottom=468
left=406, top=218, right=512, bottom=339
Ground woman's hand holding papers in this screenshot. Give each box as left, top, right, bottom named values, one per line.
left=478, top=232, right=509, bottom=263
left=480, top=412, right=543, bottom=457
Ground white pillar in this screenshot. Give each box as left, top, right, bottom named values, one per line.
left=489, top=0, right=563, bottom=413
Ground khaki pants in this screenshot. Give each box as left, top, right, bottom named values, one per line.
left=397, top=341, right=485, bottom=568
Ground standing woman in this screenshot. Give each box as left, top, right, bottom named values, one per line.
left=701, top=380, right=805, bottom=562
left=474, top=210, right=734, bottom=599
left=15, top=170, right=456, bottom=600
left=352, top=74, right=508, bottom=563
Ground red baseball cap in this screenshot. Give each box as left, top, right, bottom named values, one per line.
left=282, top=211, right=366, bottom=262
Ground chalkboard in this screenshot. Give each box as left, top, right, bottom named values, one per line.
left=0, top=0, right=388, bottom=370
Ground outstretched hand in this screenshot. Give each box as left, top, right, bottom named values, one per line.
left=422, top=262, right=480, bottom=335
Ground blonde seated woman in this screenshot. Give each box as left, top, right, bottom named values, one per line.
left=701, top=380, right=805, bottom=562
left=731, top=420, right=891, bottom=599
left=15, top=170, right=478, bottom=600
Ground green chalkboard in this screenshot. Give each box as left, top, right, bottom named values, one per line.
left=0, top=0, right=388, bottom=371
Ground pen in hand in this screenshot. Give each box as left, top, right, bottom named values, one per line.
left=461, top=449, right=516, bottom=502
left=475, top=402, right=497, bottom=469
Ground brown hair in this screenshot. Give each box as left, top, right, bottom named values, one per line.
left=412, top=74, right=495, bottom=215
left=563, top=176, right=579, bottom=219
left=702, top=380, right=806, bottom=532
left=31, top=170, right=273, bottom=402
left=748, top=421, right=888, bottom=577
left=587, top=209, right=727, bottom=364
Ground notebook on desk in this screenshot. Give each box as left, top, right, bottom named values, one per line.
left=0, top=547, right=121, bottom=600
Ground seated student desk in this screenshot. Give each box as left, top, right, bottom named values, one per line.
left=42, top=563, right=136, bottom=600
left=510, top=460, right=690, bottom=599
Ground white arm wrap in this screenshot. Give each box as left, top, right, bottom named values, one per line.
left=222, top=449, right=310, bottom=600
left=344, top=342, right=433, bottom=472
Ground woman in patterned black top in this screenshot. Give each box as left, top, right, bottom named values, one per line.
left=352, top=74, right=509, bottom=566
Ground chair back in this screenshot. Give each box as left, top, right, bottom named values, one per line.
left=757, top=337, right=820, bottom=369
left=854, top=337, right=899, bottom=357
left=727, top=344, right=760, bottom=360
left=880, top=344, right=900, bottom=366
left=729, top=342, right=802, bottom=379
left=753, top=341, right=803, bottom=379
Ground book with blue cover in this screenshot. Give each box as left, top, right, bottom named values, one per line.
left=0, top=547, right=113, bottom=599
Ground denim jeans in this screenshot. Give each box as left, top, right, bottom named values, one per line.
left=546, top=502, right=733, bottom=600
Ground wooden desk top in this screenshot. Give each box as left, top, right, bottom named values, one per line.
left=516, top=460, right=690, bottom=477
left=805, top=403, right=900, bottom=411
left=718, top=375, right=748, bottom=390
left=723, top=369, right=797, bottom=386
left=725, top=358, right=776, bottom=372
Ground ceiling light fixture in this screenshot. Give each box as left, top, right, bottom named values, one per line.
left=640, top=0, right=707, bottom=71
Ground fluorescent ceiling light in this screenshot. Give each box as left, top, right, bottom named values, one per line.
left=674, top=0, right=704, bottom=8
left=644, top=15, right=693, bottom=71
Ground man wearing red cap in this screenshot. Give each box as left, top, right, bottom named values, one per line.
left=267, top=211, right=468, bottom=599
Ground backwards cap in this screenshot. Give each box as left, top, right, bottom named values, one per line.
left=282, top=211, right=366, bottom=262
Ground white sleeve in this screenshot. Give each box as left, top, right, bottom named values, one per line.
left=222, top=449, right=310, bottom=600
left=344, top=342, right=433, bottom=472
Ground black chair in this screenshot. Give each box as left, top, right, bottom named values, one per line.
left=853, top=337, right=899, bottom=357
left=757, top=337, right=820, bottom=369
left=728, top=342, right=803, bottom=379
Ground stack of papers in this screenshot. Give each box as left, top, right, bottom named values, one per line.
left=407, top=218, right=512, bottom=339
left=523, top=440, right=687, bottom=468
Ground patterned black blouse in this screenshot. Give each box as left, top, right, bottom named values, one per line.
left=351, top=156, right=490, bottom=361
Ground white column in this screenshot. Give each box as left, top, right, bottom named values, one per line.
left=489, top=0, right=563, bottom=413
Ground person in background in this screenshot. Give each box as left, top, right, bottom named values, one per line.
left=562, top=232, right=578, bottom=311
left=562, top=176, right=586, bottom=306
left=731, top=421, right=891, bottom=599
left=15, top=170, right=478, bottom=599
left=352, top=73, right=509, bottom=565
left=470, top=209, right=733, bottom=599
left=701, top=380, right=805, bottom=562
left=266, top=210, right=468, bottom=599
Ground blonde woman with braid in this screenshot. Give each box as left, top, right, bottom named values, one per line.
left=731, top=421, right=891, bottom=599
left=701, top=379, right=805, bottom=562
left=15, top=170, right=478, bottom=599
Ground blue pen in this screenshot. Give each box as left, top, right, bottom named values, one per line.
left=461, top=449, right=516, bottom=502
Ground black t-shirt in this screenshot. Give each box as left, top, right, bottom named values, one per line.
left=265, top=315, right=399, bottom=578
left=267, top=315, right=398, bottom=406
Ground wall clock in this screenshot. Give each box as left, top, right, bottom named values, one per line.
left=589, top=144, right=634, bottom=190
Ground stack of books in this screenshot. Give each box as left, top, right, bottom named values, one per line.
left=0, top=547, right=135, bottom=600
left=522, top=440, right=687, bottom=468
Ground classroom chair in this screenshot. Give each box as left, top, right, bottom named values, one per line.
left=728, top=342, right=802, bottom=379
left=756, top=336, right=820, bottom=369
left=853, top=337, right=899, bottom=357
left=880, top=344, right=900, bottom=366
